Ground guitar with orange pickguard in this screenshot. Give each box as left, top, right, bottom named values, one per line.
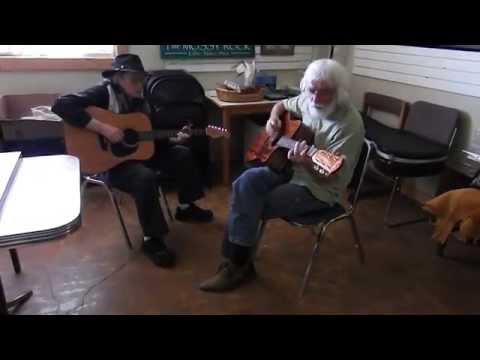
left=245, top=112, right=345, bottom=176
left=63, top=106, right=229, bottom=174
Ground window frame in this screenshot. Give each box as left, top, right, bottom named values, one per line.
left=0, top=45, right=128, bottom=72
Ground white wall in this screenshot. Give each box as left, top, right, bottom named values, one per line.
left=334, top=45, right=478, bottom=158
left=331, top=45, right=480, bottom=200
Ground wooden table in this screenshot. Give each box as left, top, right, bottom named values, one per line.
left=205, top=90, right=279, bottom=185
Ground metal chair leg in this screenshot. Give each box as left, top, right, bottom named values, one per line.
left=9, top=249, right=21, bottom=274
left=384, top=177, right=428, bottom=228
left=106, top=187, right=133, bottom=250
left=348, top=216, right=365, bottom=264
left=83, top=176, right=133, bottom=250
left=159, top=186, right=174, bottom=222
left=80, top=179, right=89, bottom=212
left=299, top=225, right=327, bottom=300
left=384, top=177, right=400, bottom=225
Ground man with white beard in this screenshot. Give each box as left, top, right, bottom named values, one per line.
left=200, top=59, right=365, bottom=292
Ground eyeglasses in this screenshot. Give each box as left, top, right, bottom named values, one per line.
left=308, top=87, right=335, bottom=96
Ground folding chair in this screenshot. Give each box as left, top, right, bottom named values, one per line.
left=81, top=172, right=174, bottom=250
left=366, top=100, right=459, bottom=227
left=255, top=139, right=373, bottom=299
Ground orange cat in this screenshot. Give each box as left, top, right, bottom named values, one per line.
left=458, top=210, right=480, bottom=244
left=422, top=188, right=480, bottom=244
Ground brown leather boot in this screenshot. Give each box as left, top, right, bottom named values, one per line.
left=199, top=260, right=256, bottom=292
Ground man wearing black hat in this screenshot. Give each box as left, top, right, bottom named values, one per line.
left=52, top=54, right=214, bottom=268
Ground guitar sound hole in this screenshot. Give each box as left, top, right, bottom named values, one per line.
left=110, top=129, right=139, bottom=157
left=123, top=129, right=139, bottom=146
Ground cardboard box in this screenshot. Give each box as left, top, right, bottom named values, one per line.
left=0, top=119, right=63, bottom=141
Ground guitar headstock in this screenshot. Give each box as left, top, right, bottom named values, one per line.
left=206, top=125, right=230, bottom=139
left=312, top=150, right=345, bottom=176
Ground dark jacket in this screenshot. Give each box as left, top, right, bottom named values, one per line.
left=52, top=80, right=151, bottom=128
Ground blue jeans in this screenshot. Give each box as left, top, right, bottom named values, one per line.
left=227, top=166, right=331, bottom=248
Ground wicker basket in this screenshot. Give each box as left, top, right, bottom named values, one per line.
left=216, top=86, right=265, bottom=103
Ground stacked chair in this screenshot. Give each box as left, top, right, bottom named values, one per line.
left=362, top=92, right=459, bottom=228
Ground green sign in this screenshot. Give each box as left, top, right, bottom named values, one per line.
left=160, top=45, right=255, bottom=59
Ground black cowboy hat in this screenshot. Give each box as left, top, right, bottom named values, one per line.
left=102, top=53, right=147, bottom=78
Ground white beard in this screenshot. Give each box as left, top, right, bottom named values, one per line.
left=308, top=99, right=337, bottom=119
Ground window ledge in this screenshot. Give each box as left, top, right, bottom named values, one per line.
left=0, top=58, right=114, bottom=72
left=0, top=45, right=128, bottom=72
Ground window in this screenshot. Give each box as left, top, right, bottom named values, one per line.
left=0, top=45, right=127, bottom=71
left=0, top=45, right=116, bottom=58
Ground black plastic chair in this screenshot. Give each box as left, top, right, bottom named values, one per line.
left=254, top=139, right=373, bottom=300
left=366, top=100, right=459, bottom=228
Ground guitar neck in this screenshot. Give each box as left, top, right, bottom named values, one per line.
left=276, top=137, right=318, bottom=157
left=139, top=129, right=206, bottom=141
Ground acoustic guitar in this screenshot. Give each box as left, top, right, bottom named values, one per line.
left=63, top=106, right=229, bottom=174
left=245, top=112, right=344, bottom=176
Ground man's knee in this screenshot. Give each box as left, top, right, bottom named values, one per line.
left=110, top=163, right=158, bottom=195
left=132, top=167, right=157, bottom=192
left=171, top=145, right=196, bottom=173
left=232, top=167, right=269, bottom=196
left=173, top=145, right=194, bottom=163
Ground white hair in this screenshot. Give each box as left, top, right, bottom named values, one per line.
left=300, top=59, right=350, bottom=106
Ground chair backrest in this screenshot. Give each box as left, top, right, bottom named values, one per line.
left=404, top=101, right=459, bottom=146
left=363, top=92, right=409, bottom=128
left=347, top=139, right=373, bottom=212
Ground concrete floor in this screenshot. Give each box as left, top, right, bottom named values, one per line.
left=2, top=185, right=480, bottom=315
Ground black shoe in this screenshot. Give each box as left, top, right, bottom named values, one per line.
left=175, top=204, right=214, bottom=223
left=199, top=260, right=257, bottom=292
left=142, top=238, right=176, bottom=268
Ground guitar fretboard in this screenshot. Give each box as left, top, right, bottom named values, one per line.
left=138, top=129, right=206, bottom=141
left=276, top=137, right=318, bottom=157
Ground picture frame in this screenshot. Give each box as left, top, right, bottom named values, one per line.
left=160, top=45, right=255, bottom=59
left=260, top=45, right=295, bottom=56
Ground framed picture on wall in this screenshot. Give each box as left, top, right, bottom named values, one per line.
left=260, top=45, right=295, bottom=56
left=160, top=45, right=255, bottom=59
